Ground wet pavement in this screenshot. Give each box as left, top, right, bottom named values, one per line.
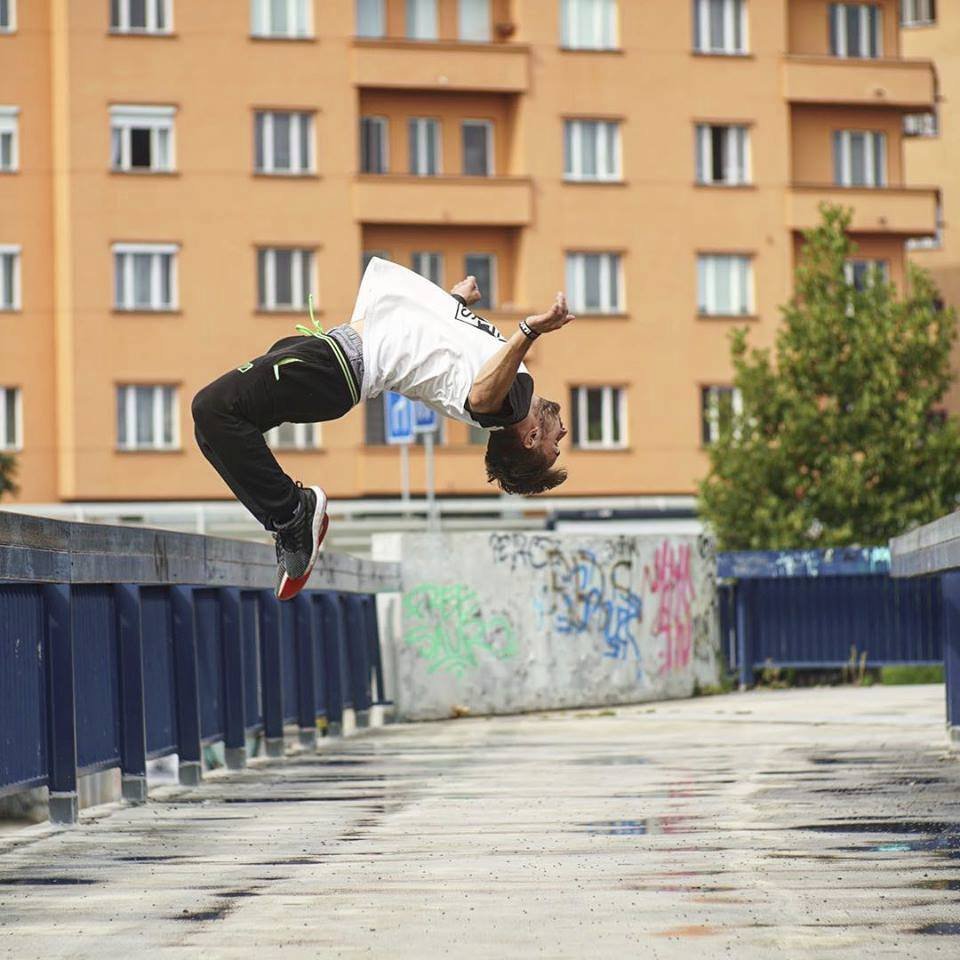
left=1, top=684, right=959, bottom=958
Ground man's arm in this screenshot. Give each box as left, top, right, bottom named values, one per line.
left=467, top=292, right=575, bottom=414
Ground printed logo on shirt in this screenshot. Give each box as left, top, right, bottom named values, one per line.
left=454, top=302, right=506, bottom=343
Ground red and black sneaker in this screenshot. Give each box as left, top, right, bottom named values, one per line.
left=273, top=485, right=329, bottom=601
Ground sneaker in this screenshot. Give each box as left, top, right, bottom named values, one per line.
left=273, top=485, right=329, bottom=601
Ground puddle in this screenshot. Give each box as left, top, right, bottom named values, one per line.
left=172, top=905, right=232, bottom=922
left=116, top=855, right=182, bottom=863
left=572, top=756, right=648, bottom=766
left=221, top=795, right=383, bottom=804
left=578, top=817, right=694, bottom=836
left=795, top=821, right=960, bottom=835
left=910, top=923, right=960, bottom=935
left=912, top=878, right=960, bottom=891
left=0, top=877, right=97, bottom=886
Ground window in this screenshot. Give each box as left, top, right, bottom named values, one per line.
left=0, top=107, right=18, bottom=172
left=566, top=252, right=622, bottom=314
left=0, top=246, right=20, bottom=310
left=0, top=387, right=21, bottom=450
left=462, top=120, right=493, bottom=175
left=356, top=0, right=385, bottom=37
left=564, top=120, right=621, bottom=181
left=412, top=252, right=443, bottom=286
left=697, top=254, right=753, bottom=315
left=561, top=0, right=618, bottom=49
left=695, top=124, right=749, bottom=185
left=0, top=0, right=15, bottom=32
left=409, top=118, right=441, bottom=175
left=110, top=105, right=175, bottom=172
left=362, top=250, right=389, bottom=274
left=360, top=116, right=388, bottom=174
left=110, top=0, right=171, bottom=33
left=113, top=244, right=178, bottom=311
left=117, top=385, right=178, bottom=451
left=459, top=0, right=491, bottom=41
left=907, top=198, right=944, bottom=250
left=251, top=0, right=312, bottom=38
left=701, top=386, right=742, bottom=446
left=904, top=112, right=938, bottom=137
left=365, top=397, right=445, bottom=445
left=266, top=421, right=320, bottom=449
left=901, top=0, right=935, bottom=26
left=257, top=248, right=314, bottom=310
left=844, top=259, right=888, bottom=290
left=570, top=386, right=626, bottom=449
left=255, top=111, right=314, bottom=175
left=693, top=0, right=747, bottom=54
left=464, top=253, right=496, bottom=308
left=406, top=0, right=438, bottom=39
left=830, top=4, right=882, bottom=57
left=833, top=130, right=886, bottom=187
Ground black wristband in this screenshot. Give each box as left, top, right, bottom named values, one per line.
left=452, top=293, right=467, bottom=306
left=519, top=319, right=540, bottom=341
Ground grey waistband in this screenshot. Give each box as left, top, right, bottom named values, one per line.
left=326, top=324, right=363, bottom=403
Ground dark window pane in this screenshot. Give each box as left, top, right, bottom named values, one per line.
left=850, top=133, right=866, bottom=184
left=465, top=254, right=493, bottom=309
left=155, top=0, right=166, bottom=30
left=586, top=389, right=603, bottom=443
left=117, top=388, right=127, bottom=447
left=255, top=113, right=265, bottom=170
left=257, top=250, right=267, bottom=307
left=570, top=388, right=581, bottom=446
left=299, top=114, right=310, bottom=171
left=130, top=127, right=152, bottom=167
left=845, top=6, right=860, bottom=56
left=133, top=254, right=152, bottom=307
left=611, top=388, right=621, bottom=441
left=275, top=249, right=293, bottom=305
left=709, top=0, right=724, bottom=49
left=129, top=0, right=147, bottom=28
left=4, top=389, right=15, bottom=446
left=300, top=252, right=311, bottom=306
left=829, top=3, right=839, bottom=53
left=710, top=125, right=724, bottom=181
left=135, top=386, right=154, bottom=444
left=462, top=123, right=489, bottom=175
left=3, top=253, right=15, bottom=307
left=365, top=399, right=386, bottom=444
left=160, top=254, right=171, bottom=306
left=584, top=255, right=601, bottom=309
left=110, top=0, right=120, bottom=28
left=273, top=113, right=291, bottom=170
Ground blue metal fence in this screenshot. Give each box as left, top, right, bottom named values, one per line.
left=718, top=548, right=943, bottom=686
left=0, top=510, right=401, bottom=824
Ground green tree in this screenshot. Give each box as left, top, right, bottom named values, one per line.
left=0, top=450, right=15, bottom=500
left=698, top=204, right=960, bottom=550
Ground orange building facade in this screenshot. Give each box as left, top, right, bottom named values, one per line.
left=0, top=0, right=940, bottom=506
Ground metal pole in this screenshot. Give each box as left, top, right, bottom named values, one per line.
left=400, top=442, right=410, bottom=508
left=424, top=430, right=437, bottom=530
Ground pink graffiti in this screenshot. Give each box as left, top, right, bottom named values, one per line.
left=643, top=541, right=695, bottom=675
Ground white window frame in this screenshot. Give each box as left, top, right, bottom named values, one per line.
left=464, top=252, right=497, bottom=309
left=572, top=385, right=627, bottom=450
left=462, top=119, right=494, bottom=175
left=110, top=105, right=176, bottom=173
left=693, top=0, right=748, bottom=55
left=250, top=0, right=313, bottom=38
left=701, top=385, right=743, bottom=446
left=844, top=258, right=889, bottom=288
left=564, top=119, right=622, bottom=182
left=409, top=118, right=442, bottom=176
left=360, top=115, right=389, bottom=173
left=113, top=242, right=179, bottom=311
left=830, top=3, right=883, bottom=58
left=411, top=251, right=444, bottom=286
left=697, top=254, right=754, bottom=316
left=695, top=123, right=750, bottom=185
left=0, top=0, right=16, bottom=32
left=266, top=421, right=322, bottom=450
left=258, top=247, right=315, bottom=311
left=116, top=385, right=179, bottom=451
left=560, top=0, right=619, bottom=50
left=254, top=111, right=315, bottom=175
left=110, top=0, right=173, bottom=34
left=356, top=0, right=386, bottom=37
left=459, top=0, right=491, bottom=41
left=0, top=387, right=22, bottom=451
left=565, top=252, right=624, bottom=314
left=406, top=0, right=438, bottom=40
left=901, top=0, right=935, bottom=26
left=0, top=107, right=20, bottom=172
left=904, top=112, right=938, bottom=137
left=0, top=244, right=22, bottom=311
left=833, top=130, right=887, bottom=187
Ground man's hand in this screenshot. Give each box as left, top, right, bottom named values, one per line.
left=451, top=276, right=482, bottom=305
left=526, top=292, right=575, bottom=334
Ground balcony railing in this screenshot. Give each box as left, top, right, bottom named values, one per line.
left=787, top=183, right=939, bottom=236
left=783, top=55, right=936, bottom=109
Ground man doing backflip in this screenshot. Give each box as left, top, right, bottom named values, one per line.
left=192, top=257, right=574, bottom=600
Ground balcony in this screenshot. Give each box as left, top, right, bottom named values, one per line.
left=787, top=184, right=939, bottom=236
left=783, top=56, right=936, bottom=109
left=354, top=175, right=533, bottom=226
left=352, top=39, right=530, bottom=93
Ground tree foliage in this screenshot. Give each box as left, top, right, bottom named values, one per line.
left=0, top=450, right=15, bottom=501
left=698, top=204, right=960, bottom=550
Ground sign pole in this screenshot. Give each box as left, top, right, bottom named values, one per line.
left=400, top=443, right=410, bottom=509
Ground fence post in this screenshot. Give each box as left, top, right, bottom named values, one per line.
left=258, top=590, right=285, bottom=758
left=735, top=582, right=753, bottom=690
left=343, top=594, right=372, bottom=727
left=363, top=595, right=388, bottom=705
left=220, top=588, right=247, bottom=770
left=115, top=584, right=148, bottom=804
left=319, top=592, right=348, bottom=735
left=43, top=584, right=78, bottom=826
left=294, top=593, right=318, bottom=749
left=941, top=571, right=960, bottom=745
left=171, top=586, right=203, bottom=786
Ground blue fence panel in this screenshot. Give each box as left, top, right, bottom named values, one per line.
left=240, top=590, right=262, bottom=730
left=343, top=593, right=372, bottom=713
left=72, top=586, right=122, bottom=773
left=311, top=594, right=327, bottom=720
left=194, top=589, right=226, bottom=743
left=140, top=587, right=178, bottom=758
left=0, top=585, right=47, bottom=795
left=280, top=600, right=298, bottom=724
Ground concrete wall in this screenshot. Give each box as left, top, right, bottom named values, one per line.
left=375, top=531, right=720, bottom=721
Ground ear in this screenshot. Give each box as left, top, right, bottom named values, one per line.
left=521, top=426, right=539, bottom=450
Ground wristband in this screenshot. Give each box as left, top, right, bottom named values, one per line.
left=519, top=319, right=540, bottom=341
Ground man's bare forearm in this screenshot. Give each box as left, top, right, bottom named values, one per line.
left=467, top=331, right=532, bottom=414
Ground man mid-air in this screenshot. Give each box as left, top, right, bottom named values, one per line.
left=192, top=256, right=574, bottom=600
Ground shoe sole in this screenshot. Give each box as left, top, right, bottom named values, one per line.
left=276, top=486, right=329, bottom=602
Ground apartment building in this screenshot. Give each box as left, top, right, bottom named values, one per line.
left=0, top=0, right=939, bottom=506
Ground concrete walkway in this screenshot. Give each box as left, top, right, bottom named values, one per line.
left=1, top=686, right=959, bottom=959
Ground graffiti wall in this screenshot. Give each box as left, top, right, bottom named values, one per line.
left=376, top=532, right=720, bottom=721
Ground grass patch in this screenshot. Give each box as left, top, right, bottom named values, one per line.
left=879, top=664, right=944, bottom=685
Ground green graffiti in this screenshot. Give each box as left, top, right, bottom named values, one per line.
left=402, top=583, right=518, bottom=677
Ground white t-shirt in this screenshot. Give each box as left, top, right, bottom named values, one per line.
left=351, top=257, right=533, bottom=430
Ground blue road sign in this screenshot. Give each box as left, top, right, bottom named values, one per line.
left=385, top=392, right=414, bottom=445
left=413, top=401, right=438, bottom=433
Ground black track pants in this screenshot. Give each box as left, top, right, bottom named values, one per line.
left=192, top=334, right=357, bottom=530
